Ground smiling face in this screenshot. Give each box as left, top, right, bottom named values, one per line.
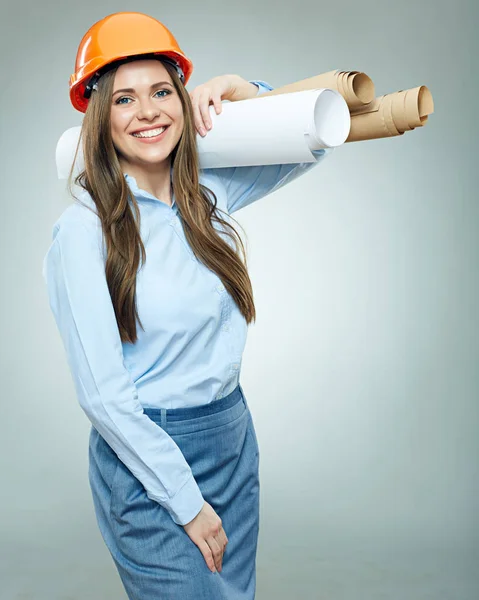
left=110, top=58, right=184, bottom=171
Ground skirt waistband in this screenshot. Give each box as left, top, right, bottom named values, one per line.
left=142, top=383, right=248, bottom=435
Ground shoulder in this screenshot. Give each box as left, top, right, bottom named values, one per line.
left=198, top=168, right=228, bottom=212
left=46, top=192, right=106, bottom=268
left=51, top=190, right=102, bottom=242
left=43, top=192, right=105, bottom=281
left=199, top=168, right=226, bottom=192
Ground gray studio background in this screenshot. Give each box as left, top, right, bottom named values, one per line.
left=1, top=0, right=477, bottom=598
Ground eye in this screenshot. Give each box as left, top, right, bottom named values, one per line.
left=154, top=89, right=172, bottom=99
left=114, top=89, right=172, bottom=105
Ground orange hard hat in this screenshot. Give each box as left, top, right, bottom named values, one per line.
left=69, top=11, right=194, bottom=113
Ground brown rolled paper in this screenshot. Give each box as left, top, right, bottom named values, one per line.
left=254, top=69, right=376, bottom=112
left=251, top=69, right=434, bottom=143
left=345, top=85, right=434, bottom=142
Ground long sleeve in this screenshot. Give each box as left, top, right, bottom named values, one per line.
left=42, top=218, right=205, bottom=526
left=209, top=79, right=334, bottom=214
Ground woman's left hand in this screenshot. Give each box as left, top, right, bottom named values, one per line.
left=188, top=75, right=238, bottom=137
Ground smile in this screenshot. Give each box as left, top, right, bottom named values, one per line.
left=131, top=126, right=169, bottom=141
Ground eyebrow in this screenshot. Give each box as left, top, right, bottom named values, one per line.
left=112, top=81, right=173, bottom=96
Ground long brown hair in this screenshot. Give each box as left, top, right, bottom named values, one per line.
left=67, top=57, right=256, bottom=344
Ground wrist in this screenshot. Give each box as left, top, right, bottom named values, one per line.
left=226, top=75, right=259, bottom=102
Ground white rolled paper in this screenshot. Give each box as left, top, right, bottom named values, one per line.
left=56, top=125, right=83, bottom=180
left=55, top=87, right=350, bottom=179
left=198, top=88, right=350, bottom=168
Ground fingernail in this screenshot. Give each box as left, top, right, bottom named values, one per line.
left=206, top=122, right=211, bottom=130
left=199, top=127, right=206, bottom=136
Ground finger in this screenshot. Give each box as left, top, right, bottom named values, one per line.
left=215, top=531, right=227, bottom=570
left=212, top=94, right=222, bottom=116
left=218, top=526, right=228, bottom=550
left=198, top=539, right=217, bottom=573
left=190, top=93, right=207, bottom=136
left=215, top=527, right=227, bottom=567
left=198, top=91, right=213, bottom=131
left=188, top=90, right=198, bottom=107
left=207, top=536, right=223, bottom=572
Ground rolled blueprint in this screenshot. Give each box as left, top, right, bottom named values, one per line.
left=55, top=87, right=350, bottom=178
left=255, top=69, right=434, bottom=143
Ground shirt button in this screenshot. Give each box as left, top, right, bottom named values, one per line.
left=216, top=283, right=225, bottom=292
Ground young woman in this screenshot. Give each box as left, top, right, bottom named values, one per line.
left=43, top=11, right=331, bottom=600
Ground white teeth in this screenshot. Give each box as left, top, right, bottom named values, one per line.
left=132, top=126, right=167, bottom=138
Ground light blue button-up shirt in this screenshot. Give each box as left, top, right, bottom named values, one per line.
left=42, top=80, right=333, bottom=525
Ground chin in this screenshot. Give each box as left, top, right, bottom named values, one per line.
left=136, top=154, right=173, bottom=166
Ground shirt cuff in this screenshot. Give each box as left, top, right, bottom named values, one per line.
left=161, top=474, right=205, bottom=526
left=248, top=80, right=274, bottom=95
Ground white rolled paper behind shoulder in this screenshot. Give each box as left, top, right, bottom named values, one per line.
left=56, top=88, right=350, bottom=179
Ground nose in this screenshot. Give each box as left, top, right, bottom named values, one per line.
left=136, top=96, right=161, bottom=121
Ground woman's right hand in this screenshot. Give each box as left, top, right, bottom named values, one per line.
left=182, top=501, right=228, bottom=573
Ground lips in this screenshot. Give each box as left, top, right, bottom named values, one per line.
left=131, top=125, right=169, bottom=137
left=131, top=124, right=169, bottom=135
left=130, top=125, right=170, bottom=143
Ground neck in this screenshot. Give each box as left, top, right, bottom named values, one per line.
left=121, top=158, right=173, bottom=205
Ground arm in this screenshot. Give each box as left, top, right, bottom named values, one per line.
left=225, top=75, right=265, bottom=101
left=205, top=79, right=333, bottom=215
left=42, top=217, right=205, bottom=526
